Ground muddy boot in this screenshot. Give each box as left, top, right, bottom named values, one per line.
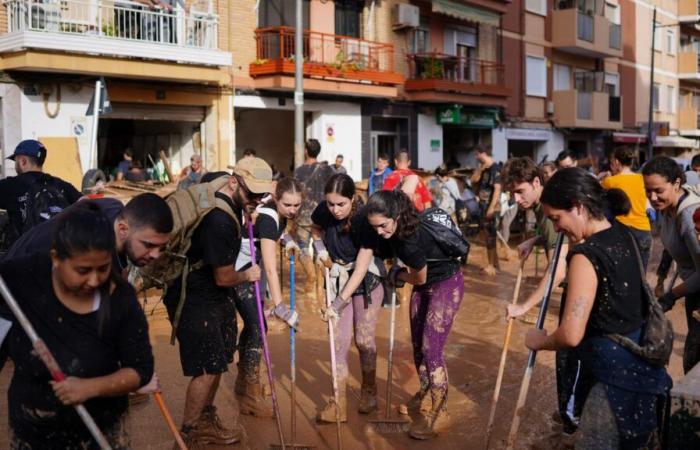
left=398, top=388, right=430, bottom=415
left=409, top=390, right=450, bottom=440
left=179, top=411, right=242, bottom=447
left=316, top=383, right=348, bottom=423
left=239, top=380, right=275, bottom=418
left=200, top=405, right=243, bottom=443
left=358, top=370, right=378, bottom=414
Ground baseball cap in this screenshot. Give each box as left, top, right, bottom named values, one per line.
left=7, top=139, right=47, bottom=164
left=228, top=157, right=273, bottom=194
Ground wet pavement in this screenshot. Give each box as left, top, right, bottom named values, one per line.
left=0, top=239, right=688, bottom=449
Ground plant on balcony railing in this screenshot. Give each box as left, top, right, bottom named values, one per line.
left=420, top=56, right=445, bottom=79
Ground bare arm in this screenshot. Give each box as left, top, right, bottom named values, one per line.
left=261, top=238, right=283, bottom=307
left=486, top=183, right=502, bottom=218
left=397, top=265, right=428, bottom=286
left=51, top=367, right=141, bottom=405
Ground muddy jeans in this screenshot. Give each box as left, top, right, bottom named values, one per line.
left=334, top=284, right=384, bottom=382
left=576, top=383, right=619, bottom=449
left=410, top=271, right=465, bottom=400
left=233, top=282, right=265, bottom=381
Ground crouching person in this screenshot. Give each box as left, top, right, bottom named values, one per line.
left=0, top=201, right=155, bottom=449
left=164, top=159, right=274, bottom=447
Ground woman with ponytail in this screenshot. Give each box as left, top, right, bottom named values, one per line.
left=233, top=177, right=303, bottom=418
left=525, top=167, right=671, bottom=448
left=364, top=189, right=465, bottom=440
left=311, top=173, right=386, bottom=423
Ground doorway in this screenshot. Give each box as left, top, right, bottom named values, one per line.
left=370, top=132, right=398, bottom=169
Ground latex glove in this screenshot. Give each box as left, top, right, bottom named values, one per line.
left=273, top=303, right=299, bottom=329
left=388, top=266, right=407, bottom=288
left=321, top=295, right=351, bottom=322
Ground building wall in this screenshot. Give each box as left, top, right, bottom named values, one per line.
left=417, top=113, right=443, bottom=171
left=231, top=0, right=258, bottom=88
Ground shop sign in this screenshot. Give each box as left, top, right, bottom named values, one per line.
left=430, top=139, right=441, bottom=152
left=436, top=105, right=497, bottom=128
left=505, top=128, right=551, bottom=141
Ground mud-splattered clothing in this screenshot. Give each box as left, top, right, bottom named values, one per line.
left=294, top=162, right=334, bottom=253
left=232, top=282, right=265, bottom=381
left=409, top=271, right=464, bottom=400
left=0, top=256, right=153, bottom=449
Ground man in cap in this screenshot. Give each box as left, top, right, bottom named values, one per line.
left=165, top=157, right=274, bottom=448
left=0, top=139, right=82, bottom=249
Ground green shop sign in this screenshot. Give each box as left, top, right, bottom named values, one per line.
left=437, top=105, right=498, bottom=129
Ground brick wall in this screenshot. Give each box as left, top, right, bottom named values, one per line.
left=375, top=0, right=410, bottom=79
left=231, top=0, right=258, bottom=85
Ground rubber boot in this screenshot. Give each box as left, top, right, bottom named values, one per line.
left=316, top=382, right=348, bottom=423
left=409, top=389, right=450, bottom=440
left=358, top=370, right=378, bottom=414
left=398, top=388, right=431, bottom=415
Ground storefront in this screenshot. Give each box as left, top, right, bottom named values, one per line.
left=438, top=104, right=499, bottom=167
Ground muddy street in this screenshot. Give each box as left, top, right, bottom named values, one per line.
left=0, top=241, right=688, bottom=449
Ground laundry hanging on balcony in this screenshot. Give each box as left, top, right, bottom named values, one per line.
left=431, top=0, right=499, bottom=27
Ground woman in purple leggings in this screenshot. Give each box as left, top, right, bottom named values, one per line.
left=364, top=190, right=465, bottom=440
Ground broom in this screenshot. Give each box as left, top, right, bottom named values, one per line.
left=324, top=267, right=343, bottom=450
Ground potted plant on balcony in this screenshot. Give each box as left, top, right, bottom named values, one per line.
left=420, top=55, right=444, bottom=79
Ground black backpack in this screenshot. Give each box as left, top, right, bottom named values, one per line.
left=420, top=207, right=470, bottom=260
left=21, top=175, right=70, bottom=233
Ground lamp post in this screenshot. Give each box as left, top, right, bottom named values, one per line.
left=294, top=0, right=304, bottom=168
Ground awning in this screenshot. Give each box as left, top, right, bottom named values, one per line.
left=103, top=103, right=206, bottom=122
left=612, top=132, right=647, bottom=144
left=432, top=0, right=500, bottom=27
left=653, top=135, right=699, bottom=149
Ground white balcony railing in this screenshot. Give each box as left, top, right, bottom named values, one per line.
left=5, top=0, right=218, bottom=49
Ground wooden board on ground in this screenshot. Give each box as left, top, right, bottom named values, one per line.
left=38, top=137, right=83, bottom=190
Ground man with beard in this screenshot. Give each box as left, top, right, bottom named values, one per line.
left=164, top=159, right=273, bottom=448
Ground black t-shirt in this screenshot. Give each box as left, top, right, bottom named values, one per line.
left=476, top=163, right=501, bottom=204
left=568, top=221, right=645, bottom=338
left=3, top=198, right=125, bottom=269
left=166, top=193, right=242, bottom=305
left=0, top=256, right=153, bottom=447
left=0, top=172, right=82, bottom=239
left=256, top=206, right=286, bottom=242
left=312, top=201, right=374, bottom=263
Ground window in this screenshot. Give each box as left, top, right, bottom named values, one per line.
left=408, top=17, right=430, bottom=54
left=605, top=2, right=620, bottom=24
left=667, top=29, right=676, bottom=55
left=605, top=73, right=620, bottom=96
left=553, top=64, right=571, bottom=91
left=526, top=0, right=546, bottom=16
left=653, top=83, right=660, bottom=111
left=667, top=85, right=676, bottom=112
left=526, top=55, right=547, bottom=97
left=258, top=0, right=309, bottom=28
left=654, top=21, right=662, bottom=51
left=335, top=0, right=362, bottom=38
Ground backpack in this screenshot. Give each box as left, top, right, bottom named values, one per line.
left=607, top=229, right=674, bottom=367
left=138, top=176, right=240, bottom=291
left=21, top=174, right=71, bottom=234
left=420, top=207, right=470, bottom=260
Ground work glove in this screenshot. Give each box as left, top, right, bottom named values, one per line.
left=281, top=233, right=300, bottom=257
left=273, top=303, right=299, bottom=329
left=657, top=291, right=676, bottom=312
left=321, top=295, right=351, bottom=322
left=313, top=239, right=331, bottom=267
left=388, top=265, right=407, bottom=288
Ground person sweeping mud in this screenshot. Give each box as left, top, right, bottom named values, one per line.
left=0, top=201, right=155, bottom=448
left=364, top=190, right=465, bottom=440
left=525, top=167, right=671, bottom=448
left=233, top=177, right=302, bottom=417
left=642, top=156, right=700, bottom=374
left=312, top=173, right=387, bottom=423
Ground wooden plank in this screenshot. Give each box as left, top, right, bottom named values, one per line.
left=38, top=137, right=83, bottom=191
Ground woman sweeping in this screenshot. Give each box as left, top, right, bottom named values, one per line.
left=642, top=156, right=700, bottom=373
left=364, top=190, right=465, bottom=440
left=525, top=167, right=671, bottom=448
left=0, top=201, right=155, bottom=449
left=234, top=177, right=303, bottom=417
left=312, top=173, right=386, bottom=422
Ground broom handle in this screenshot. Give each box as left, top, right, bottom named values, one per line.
left=290, top=253, right=297, bottom=443
left=506, top=233, right=565, bottom=450
left=385, top=282, right=398, bottom=418
left=324, top=268, right=343, bottom=450
left=247, top=220, right=286, bottom=450
left=154, top=392, right=188, bottom=450
left=484, top=261, right=524, bottom=449
left=0, top=276, right=112, bottom=450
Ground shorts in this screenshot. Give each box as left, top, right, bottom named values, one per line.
left=166, top=296, right=237, bottom=378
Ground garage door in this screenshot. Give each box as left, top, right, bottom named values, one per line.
left=103, top=103, right=206, bottom=122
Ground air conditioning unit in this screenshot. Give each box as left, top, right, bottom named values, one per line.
left=392, top=4, right=419, bottom=30
left=547, top=101, right=555, bottom=115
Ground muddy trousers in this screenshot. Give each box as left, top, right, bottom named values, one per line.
left=233, top=282, right=265, bottom=381
left=409, top=271, right=465, bottom=401
left=333, top=284, right=384, bottom=382
left=683, top=291, right=700, bottom=374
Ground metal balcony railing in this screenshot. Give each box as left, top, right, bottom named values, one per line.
left=610, top=23, right=621, bottom=49
left=254, top=26, right=395, bottom=74
left=4, top=0, right=218, bottom=49
left=406, top=52, right=505, bottom=87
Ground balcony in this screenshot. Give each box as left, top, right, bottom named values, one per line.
left=0, top=0, right=230, bottom=68
left=553, top=72, right=622, bottom=129
left=250, top=27, right=403, bottom=97
left=551, top=4, right=622, bottom=58
left=679, top=51, right=700, bottom=82
left=403, top=53, right=510, bottom=106
left=679, top=107, right=700, bottom=136
left=679, top=0, right=700, bottom=22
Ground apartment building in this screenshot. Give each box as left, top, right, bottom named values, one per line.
left=0, top=0, right=233, bottom=177
left=232, top=0, right=509, bottom=177
left=677, top=0, right=700, bottom=155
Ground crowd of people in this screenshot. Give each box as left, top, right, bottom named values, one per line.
left=0, top=137, right=695, bottom=449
